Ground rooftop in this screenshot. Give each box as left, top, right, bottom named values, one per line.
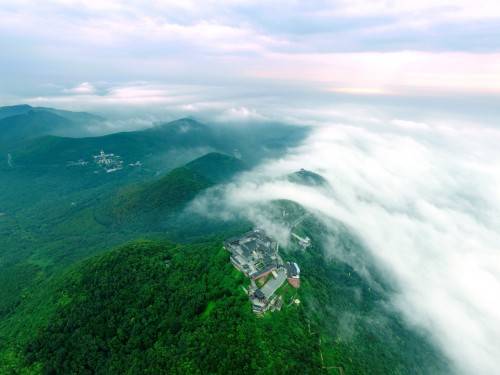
left=260, top=269, right=287, bottom=300
left=225, top=229, right=301, bottom=314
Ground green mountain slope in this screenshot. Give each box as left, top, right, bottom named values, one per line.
left=0, top=109, right=450, bottom=374
left=0, top=110, right=71, bottom=145
left=0, top=113, right=307, bottom=215
left=5, top=117, right=308, bottom=173
left=0, top=212, right=451, bottom=375
left=0, top=119, right=221, bottom=213
left=0, top=105, right=104, bottom=149
left=0, top=193, right=450, bottom=374
left=0, top=104, right=34, bottom=120
left=21, top=240, right=321, bottom=374
left=0, top=152, right=246, bottom=325
left=184, top=152, right=246, bottom=183
left=106, top=167, right=212, bottom=225
left=102, top=152, right=245, bottom=228
left=0, top=104, right=103, bottom=124
left=36, top=106, right=104, bottom=125
left=6, top=118, right=215, bottom=172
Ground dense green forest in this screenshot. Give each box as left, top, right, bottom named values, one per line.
left=0, top=152, right=247, bottom=322
left=20, top=241, right=322, bottom=374
left=0, top=222, right=449, bottom=375
left=0, top=107, right=450, bottom=374
left=101, top=152, right=246, bottom=228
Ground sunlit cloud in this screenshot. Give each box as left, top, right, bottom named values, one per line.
left=251, top=51, right=500, bottom=95
left=63, top=82, right=96, bottom=95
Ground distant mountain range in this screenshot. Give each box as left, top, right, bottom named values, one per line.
left=0, top=107, right=451, bottom=374
left=1, top=105, right=307, bottom=173
left=0, top=104, right=104, bottom=122
left=0, top=104, right=104, bottom=147
left=8, top=118, right=215, bottom=170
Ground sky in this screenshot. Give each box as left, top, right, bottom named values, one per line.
left=2, top=1, right=500, bottom=374
left=1, top=0, right=500, bottom=117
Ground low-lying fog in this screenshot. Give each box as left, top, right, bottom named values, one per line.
left=11, top=87, right=500, bottom=373
left=192, top=110, right=500, bottom=375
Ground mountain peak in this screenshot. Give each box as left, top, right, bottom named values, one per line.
left=165, top=117, right=205, bottom=129
left=185, top=152, right=246, bottom=183
left=288, top=168, right=328, bottom=187
left=0, top=104, right=34, bottom=120
left=1, top=104, right=32, bottom=110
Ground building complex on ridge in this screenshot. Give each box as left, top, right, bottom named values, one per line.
left=224, top=229, right=301, bottom=314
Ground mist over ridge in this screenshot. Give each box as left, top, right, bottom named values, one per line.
left=1, top=95, right=498, bottom=374
left=190, top=110, right=500, bottom=375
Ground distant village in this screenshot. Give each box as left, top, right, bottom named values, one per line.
left=224, top=228, right=310, bottom=314
left=67, top=149, right=142, bottom=173
left=67, top=149, right=311, bottom=315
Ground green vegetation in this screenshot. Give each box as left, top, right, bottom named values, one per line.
left=0, top=105, right=103, bottom=151
left=283, top=213, right=450, bottom=375
left=184, top=152, right=246, bottom=183
left=101, top=153, right=246, bottom=230
left=104, top=167, right=212, bottom=226
left=0, top=109, right=449, bottom=374
left=0, top=104, right=34, bottom=120
left=0, top=152, right=246, bottom=327
left=21, top=240, right=322, bottom=374
left=288, top=169, right=328, bottom=187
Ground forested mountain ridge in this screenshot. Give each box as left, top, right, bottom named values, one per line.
left=0, top=105, right=35, bottom=120
left=3, top=116, right=306, bottom=172
left=21, top=240, right=322, bottom=374
left=0, top=104, right=103, bottom=122
left=0, top=109, right=450, bottom=375
left=0, top=110, right=72, bottom=146
left=0, top=105, right=104, bottom=148
left=1, top=210, right=450, bottom=375
left=101, top=152, right=245, bottom=228
left=184, top=152, right=246, bottom=183
left=0, top=152, right=247, bottom=328
left=5, top=118, right=213, bottom=169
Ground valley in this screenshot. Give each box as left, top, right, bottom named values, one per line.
left=0, top=106, right=450, bottom=374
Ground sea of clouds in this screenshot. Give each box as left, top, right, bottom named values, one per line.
left=192, top=112, right=500, bottom=375
left=7, top=75, right=500, bottom=373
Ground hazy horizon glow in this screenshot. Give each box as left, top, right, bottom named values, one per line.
left=1, top=0, right=500, bottom=109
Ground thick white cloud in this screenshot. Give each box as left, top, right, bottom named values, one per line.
left=191, top=111, right=500, bottom=374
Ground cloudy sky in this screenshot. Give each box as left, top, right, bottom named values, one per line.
left=1, top=0, right=500, bottom=121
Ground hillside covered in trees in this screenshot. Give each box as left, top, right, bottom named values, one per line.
left=21, top=240, right=322, bottom=374
left=0, top=108, right=450, bottom=375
